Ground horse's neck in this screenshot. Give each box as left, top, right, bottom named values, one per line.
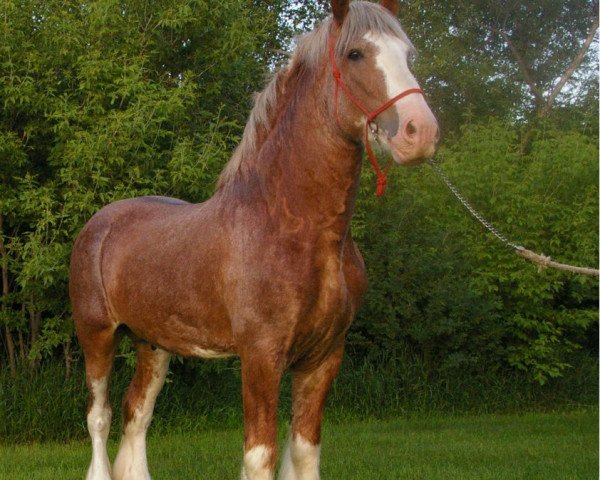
left=224, top=66, right=363, bottom=240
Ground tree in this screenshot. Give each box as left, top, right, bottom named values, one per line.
left=0, top=0, right=597, bottom=386
left=352, top=118, right=598, bottom=383
left=397, top=0, right=598, bottom=137
left=0, top=0, right=281, bottom=372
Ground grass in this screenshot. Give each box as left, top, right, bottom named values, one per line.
left=0, top=410, right=596, bottom=479
left=2, top=354, right=597, bottom=444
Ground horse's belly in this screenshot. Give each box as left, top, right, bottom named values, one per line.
left=102, top=237, right=235, bottom=357
left=123, top=305, right=236, bottom=357
left=112, top=290, right=236, bottom=357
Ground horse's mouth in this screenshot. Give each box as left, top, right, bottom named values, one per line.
left=391, top=143, right=436, bottom=165
left=378, top=132, right=436, bottom=166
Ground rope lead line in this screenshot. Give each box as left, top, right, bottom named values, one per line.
left=427, top=158, right=599, bottom=278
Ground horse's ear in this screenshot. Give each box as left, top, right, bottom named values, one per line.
left=380, top=0, right=399, bottom=16
left=331, top=0, right=350, bottom=26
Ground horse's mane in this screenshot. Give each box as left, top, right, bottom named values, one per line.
left=216, top=2, right=413, bottom=190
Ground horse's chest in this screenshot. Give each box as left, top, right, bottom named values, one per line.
left=313, top=268, right=350, bottom=321
left=290, top=259, right=353, bottom=354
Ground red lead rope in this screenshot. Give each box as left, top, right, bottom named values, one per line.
left=328, top=33, right=424, bottom=196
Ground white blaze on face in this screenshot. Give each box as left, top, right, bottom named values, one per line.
left=364, top=31, right=419, bottom=97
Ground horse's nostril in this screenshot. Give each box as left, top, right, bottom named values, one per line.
left=405, top=121, right=417, bottom=137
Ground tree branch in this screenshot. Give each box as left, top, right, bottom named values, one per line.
left=499, top=29, right=543, bottom=106
left=537, top=15, right=599, bottom=119
left=515, top=14, right=598, bottom=154
left=0, top=213, right=16, bottom=376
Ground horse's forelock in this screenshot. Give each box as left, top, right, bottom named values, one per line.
left=297, top=2, right=413, bottom=68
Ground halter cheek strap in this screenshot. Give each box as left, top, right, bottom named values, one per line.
left=328, top=33, right=424, bottom=196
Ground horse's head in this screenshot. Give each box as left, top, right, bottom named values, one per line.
left=329, top=0, right=438, bottom=166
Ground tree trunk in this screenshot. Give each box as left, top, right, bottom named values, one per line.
left=0, top=213, right=16, bottom=376
left=0, top=214, right=7, bottom=296
left=29, top=298, right=41, bottom=368
left=17, top=329, right=25, bottom=362
left=64, top=341, right=72, bottom=380
left=18, top=303, right=27, bottom=360
left=4, top=327, right=16, bottom=376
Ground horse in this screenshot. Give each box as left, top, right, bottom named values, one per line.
left=69, top=1, right=438, bottom=479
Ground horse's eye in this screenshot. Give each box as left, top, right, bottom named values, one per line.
left=348, top=49, right=363, bottom=61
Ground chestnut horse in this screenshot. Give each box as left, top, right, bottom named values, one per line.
left=70, top=1, right=438, bottom=479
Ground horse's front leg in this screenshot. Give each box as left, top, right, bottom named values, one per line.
left=279, top=345, right=344, bottom=480
left=240, top=350, right=284, bottom=480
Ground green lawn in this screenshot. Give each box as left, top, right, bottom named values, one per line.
left=1, top=410, right=596, bottom=479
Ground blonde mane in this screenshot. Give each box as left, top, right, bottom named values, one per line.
left=216, top=1, right=412, bottom=190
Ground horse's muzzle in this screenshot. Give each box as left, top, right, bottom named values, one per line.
left=388, top=100, right=439, bottom=165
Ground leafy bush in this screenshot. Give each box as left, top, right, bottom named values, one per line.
left=0, top=0, right=278, bottom=370
left=0, top=1, right=596, bottom=436
left=351, top=118, right=598, bottom=384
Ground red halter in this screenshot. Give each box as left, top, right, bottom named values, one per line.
left=328, top=33, right=424, bottom=196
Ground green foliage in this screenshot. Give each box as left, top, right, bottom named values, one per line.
left=1, top=353, right=596, bottom=443
left=400, top=0, right=598, bottom=131
left=0, top=0, right=597, bottom=422
left=352, top=118, right=598, bottom=384
left=0, top=0, right=279, bottom=365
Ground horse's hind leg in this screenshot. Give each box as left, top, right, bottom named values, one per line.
left=279, top=346, right=344, bottom=480
left=80, top=327, right=119, bottom=480
left=113, top=340, right=170, bottom=480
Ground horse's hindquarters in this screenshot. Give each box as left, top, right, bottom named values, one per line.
left=73, top=196, right=236, bottom=359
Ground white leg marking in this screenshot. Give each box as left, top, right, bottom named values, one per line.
left=241, top=445, right=274, bottom=480
left=279, top=434, right=320, bottom=480
left=86, top=378, right=113, bottom=480
left=191, top=346, right=236, bottom=359
left=113, top=349, right=170, bottom=480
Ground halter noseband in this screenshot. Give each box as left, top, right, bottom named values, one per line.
left=328, top=32, right=424, bottom=196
